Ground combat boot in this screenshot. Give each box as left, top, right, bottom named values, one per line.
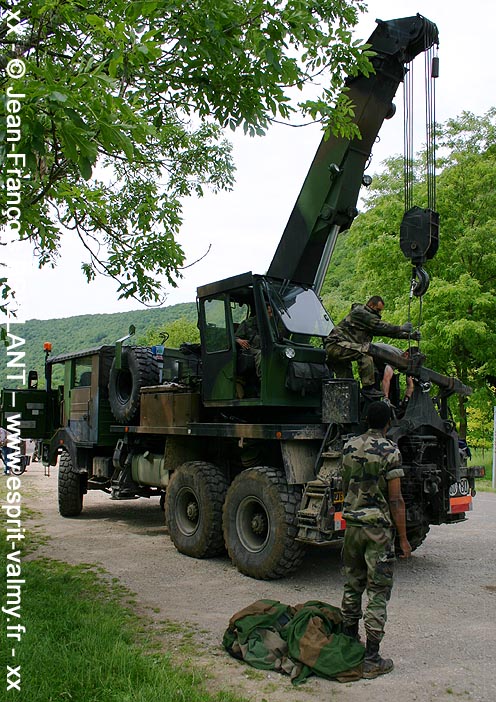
left=362, top=639, right=394, bottom=679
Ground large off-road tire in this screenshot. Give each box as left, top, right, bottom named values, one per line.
left=58, top=452, right=84, bottom=517
left=222, top=466, right=305, bottom=580
left=166, top=461, right=228, bottom=558
left=108, top=346, right=159, bottom=424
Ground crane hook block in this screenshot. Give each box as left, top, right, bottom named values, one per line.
left=400, top=206, right=439, bottom=265
left=411, top=266, right=430, bottom=297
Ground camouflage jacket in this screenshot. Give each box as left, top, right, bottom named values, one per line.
left=325, top=303, right=409, bottom=347
left=236, top=315, right=260, bottom=348
left=341, top=429, right=404, bottom=528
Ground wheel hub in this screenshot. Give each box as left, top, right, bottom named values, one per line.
left=251, top=512, right=266, bottom=535
left=186, top=501, right=199, bottom=522
left=236, top=496, right=270, bottom=553
left=175, top=487, right=200, bottom=537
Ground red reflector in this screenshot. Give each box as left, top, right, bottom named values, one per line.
left=334, top=512, right=347, bottom=531
left=449, top=495, right=473, bottom=514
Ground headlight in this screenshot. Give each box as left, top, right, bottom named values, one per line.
left=284, top=347, right=296, bottom=359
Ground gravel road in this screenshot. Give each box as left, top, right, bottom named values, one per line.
left=21, top=462, right=496, bottom=702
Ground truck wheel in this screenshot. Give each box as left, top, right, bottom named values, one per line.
left=58, top=452, right=84, bottom=517
left=223, top=466, right=305, bottom=580
left=166, top=461, right=228, bottom=558
left=108, top=346, right=159, bottom=424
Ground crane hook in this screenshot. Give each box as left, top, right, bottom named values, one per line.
left=410, top=266, right=430, bottom=298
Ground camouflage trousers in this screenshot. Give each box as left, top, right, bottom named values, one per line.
left=341, top=525, right=395, bottom=644
left=325, top=341, right=375, bottom=386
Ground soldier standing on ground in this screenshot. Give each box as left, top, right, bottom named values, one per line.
left=325, top=296, right=420, bottom=399
left=340, top=401, right=411, bottom=679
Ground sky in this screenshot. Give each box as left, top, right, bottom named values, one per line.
left=4, top=0, right=496, bottom=322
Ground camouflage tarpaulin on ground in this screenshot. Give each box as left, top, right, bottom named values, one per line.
left=223, top=599, right=364, bottom=685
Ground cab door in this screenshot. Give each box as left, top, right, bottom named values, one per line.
left=199, top=295, right=236, bottom=402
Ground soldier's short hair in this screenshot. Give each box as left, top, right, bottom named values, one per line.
left=367, top=401, right=391, bottom=429
left=367, top=295, right=385, bottom=307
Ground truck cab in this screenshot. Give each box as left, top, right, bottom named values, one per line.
left=198, top=272, right=332, bottom=409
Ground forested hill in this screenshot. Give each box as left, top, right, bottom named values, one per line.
left=1, top=302, right=197, bottom=388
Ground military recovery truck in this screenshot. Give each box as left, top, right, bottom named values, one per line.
left=1, top=15, right=483, bottom=580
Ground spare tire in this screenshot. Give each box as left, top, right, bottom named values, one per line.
left=108, top=346, right=159, bottom=424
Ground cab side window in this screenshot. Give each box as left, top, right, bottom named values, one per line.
left=204, top=298, right=229, bottom=353
left=74, top=359, right=92, bottom=388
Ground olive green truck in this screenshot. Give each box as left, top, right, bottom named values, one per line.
left=1, top=14, right=483, bottom=579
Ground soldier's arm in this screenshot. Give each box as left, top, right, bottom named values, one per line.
left=387, top=477, right=412, bottom=558
left=370, top=318, right=410, bottom=339
left=235, top=320, right=251, bottom=349
left=350, top=306, right=407, bottom=339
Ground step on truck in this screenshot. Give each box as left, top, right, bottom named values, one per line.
left=1, top=14, right=484, bottom=579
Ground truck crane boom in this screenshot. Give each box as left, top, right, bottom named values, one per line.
left=267, top=14, right=439, bottom=291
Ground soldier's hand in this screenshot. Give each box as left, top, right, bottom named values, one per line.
left=399, top=536, right=412, bottom=559
left=401, top=322, right=413, bottom=333
left=411, top=330, right=421, bottom=341
left=236, top=338, right=250, bottom=350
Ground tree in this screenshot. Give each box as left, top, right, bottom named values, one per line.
left=0, top=0, right=371, bottom=310
left=137, top=317, right=200, bottom=349
left=322, top=109, right=496, bottom=438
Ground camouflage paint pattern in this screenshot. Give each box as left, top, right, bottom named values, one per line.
left=325, top=303, right=411, bottom=385
left=341, top=429, right=404, bottom=528
left=325, top=340, right=376, bottom=386
left=236, top=315, right=262, bottom=377
left=341, top=525, right=395, bottom=644
left=340, top=429, right=404, bottom=643
left=223, top=599, right=364, bottom=685
left=235, top=316, right=261, bottom=349
left=267, top=16, right=439, bottom=287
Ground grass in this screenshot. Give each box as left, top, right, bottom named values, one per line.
left=469, top=448, right=495, bottom=492
left=0, top=497, right=247, bottom=702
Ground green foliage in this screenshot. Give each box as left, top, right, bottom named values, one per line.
left=137, top=317, right=200, bottom=348
left=466, top=401, right=494, bottom=450
left=0, top=0, right=371, bottom=311
left=322, top=109, right=496, bottom=440
left=0, top=302, right=197, bottom=388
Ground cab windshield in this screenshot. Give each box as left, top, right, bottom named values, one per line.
left=266, top=280, right=333, bottom=338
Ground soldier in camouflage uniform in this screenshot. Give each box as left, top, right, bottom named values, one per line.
left=340, top=401, right=411, bottom=679
left=236, top=313, right=262, bottom=377
left=325, top=296, right=420, bottom=398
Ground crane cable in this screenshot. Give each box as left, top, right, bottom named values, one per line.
left=403, top=41, right=439, bottom=350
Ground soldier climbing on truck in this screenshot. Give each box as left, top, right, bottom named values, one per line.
left=325, top=295, right=420, bottom=400
left=1, top=14, right=485, bottom=580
